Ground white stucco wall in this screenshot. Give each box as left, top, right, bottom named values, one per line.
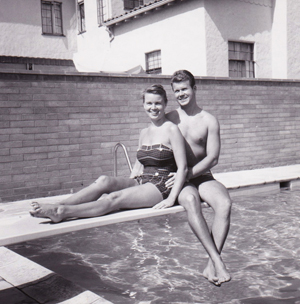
left=104, top=1, right=206, bottom=75
left=75, top=0, right=206, bottom=76
left=74, top=0, right=112, bottom=72
left=286, top=0, right=300, bottom=79
left=205, top=0, right=273, bottom=78
left=0, top=0, right=77, bottom=59
left=272, top=0, right=287, bottom=79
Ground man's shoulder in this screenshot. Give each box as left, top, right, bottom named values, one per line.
left=200, top=110, right=220, bottom=130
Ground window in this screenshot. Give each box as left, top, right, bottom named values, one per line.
left=124, top=0, right=143, bottom=10
left=228, top=41, right=254, bottom=78
left=97, top=0, right=107, bottom=25
left=41, top=1, right=63, bottom=35
left=78, top=1, right=86, bottom=33
left=146, top=50, right=161, bottom=74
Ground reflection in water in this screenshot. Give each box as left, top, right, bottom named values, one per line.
left=9, top=190, right=300, bottom=304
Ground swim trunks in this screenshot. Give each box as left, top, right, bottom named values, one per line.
left=136, top=144, right=177, bottom=199
left=188, top=171, right=215, bottom=188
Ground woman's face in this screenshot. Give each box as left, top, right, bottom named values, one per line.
left=143, top=93, right=166, bottom=121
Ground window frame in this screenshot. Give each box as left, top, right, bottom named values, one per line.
left=97, top=0, right=104, bottom=25
left=78, top=1, right=86, bottom=33
left=228, top=41, right=255, bottom=78
left=41, top=1, right=64, bottom=36
left=145, top=50, right=162, bottom=75
left=124, top=0, right=144, bottom=10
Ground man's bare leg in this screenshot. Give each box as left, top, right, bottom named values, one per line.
left=178, top=185, right=230, bottom=285
left=198, top=180, right=232, bottom=284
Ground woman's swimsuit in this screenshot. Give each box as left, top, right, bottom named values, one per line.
left=136, top=144, right=177, bottom=199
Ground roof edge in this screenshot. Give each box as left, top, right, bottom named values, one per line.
left=103, top=0, right=177, bottom=26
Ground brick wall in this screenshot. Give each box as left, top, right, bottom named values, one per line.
left=0, top=70, right=299, bottom=202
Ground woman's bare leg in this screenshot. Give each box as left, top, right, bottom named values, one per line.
left=30, top=183, right=163, bottom=222
left=44, top=176, right=138, bottom=206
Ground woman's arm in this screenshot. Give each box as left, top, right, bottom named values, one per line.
left=153, top=124, right=187, bottom=209
left=129, top=128, right=145, bottom=179
left=129, top=158, right=143, bottom=179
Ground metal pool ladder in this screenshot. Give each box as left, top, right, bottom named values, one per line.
left=113, top=143, right=133, bottom=177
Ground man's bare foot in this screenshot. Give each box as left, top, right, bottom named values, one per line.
left=214, top=259, right=231, bottom=286
left=203, top=261, right=219, bottom=286
left=30, top=202, right=64, bottom=223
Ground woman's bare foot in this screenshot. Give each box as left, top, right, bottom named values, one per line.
left=30, top=202, right=64, bottom=223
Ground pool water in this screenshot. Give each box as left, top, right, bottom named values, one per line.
left=8, top=189, right=300, bottom=304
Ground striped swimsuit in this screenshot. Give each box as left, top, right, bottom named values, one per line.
left=136, top=144, right=177, bottom=199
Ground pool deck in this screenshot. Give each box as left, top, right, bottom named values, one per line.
left=1, top=164, right=300, bottom=304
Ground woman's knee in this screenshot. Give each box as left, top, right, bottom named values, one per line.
left=105, top=191, right=122, bottom=210
left=95, top=175, right=112, bottom=187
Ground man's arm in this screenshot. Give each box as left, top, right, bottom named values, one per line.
left=187, top=115, right=221, bottom=180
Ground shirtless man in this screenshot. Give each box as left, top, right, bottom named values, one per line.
left=166, top=70, right=232, bottom=286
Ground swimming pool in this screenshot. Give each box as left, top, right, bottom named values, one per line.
left=8, top=189, right=300, bottom=303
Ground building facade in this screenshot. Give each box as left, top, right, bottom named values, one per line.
left=0, top=0, right=77, bottom=71
left=74, top=0, right=300, bottom=79
left=1, top=0, right=300, bottom=79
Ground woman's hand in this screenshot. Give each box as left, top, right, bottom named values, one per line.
left=152, top=198, right=175, bottom=209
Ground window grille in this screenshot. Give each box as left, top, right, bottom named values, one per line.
left=146, top=50, right=162, bottom=74
left=228, top=41, right=254, bottom=78
left=41, top=1, right=63, bottom=35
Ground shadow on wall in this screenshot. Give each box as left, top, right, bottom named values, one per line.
left=205, top=0, right=275, bottom=39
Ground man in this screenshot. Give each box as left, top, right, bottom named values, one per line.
left=166, top=70, right=232, bottom=286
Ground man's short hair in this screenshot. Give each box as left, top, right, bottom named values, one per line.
left=171, top=70, right=196, bottom=88
left=143, top=84, right=168, bottom=105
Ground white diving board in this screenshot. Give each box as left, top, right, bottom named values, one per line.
left=0, top=165, right=299, bottom=246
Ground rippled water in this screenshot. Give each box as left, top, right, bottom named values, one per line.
left=8, top=190, right=300, bottom=303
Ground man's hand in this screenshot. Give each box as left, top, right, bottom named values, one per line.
left=165, top=172, right=176, bottom=189
left=152, top=198, right=175, bottom=209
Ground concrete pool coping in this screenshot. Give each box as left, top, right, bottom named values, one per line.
left=0, top=246, right=113, bottom=303
left=1, top=164, right=300, bottom=248
left=0, top=164, right=299, bottom=303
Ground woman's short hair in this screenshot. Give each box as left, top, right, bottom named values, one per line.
left=171, top=70, right=196, bottom=88
left=143, top=84, right=168, bottom=105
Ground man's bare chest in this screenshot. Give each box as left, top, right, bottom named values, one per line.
left=178, top=120, right=207, bottom=147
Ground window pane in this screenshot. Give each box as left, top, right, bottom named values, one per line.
left=54, top=3, right=63, bottom=34
left=97, top=0, right=104, bottom=24
left=124, top=0, right=143, bottom=10
left=146, top=50, right=161, bottom=74
left=42, top=3, right=53, bottom=34
left=228, top=41, right=254, bottom=78
left=79, top=3, right=85, bottom=32
left=41, top=1, right=63, bottom=35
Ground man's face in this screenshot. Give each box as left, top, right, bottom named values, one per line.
left=172, top=80, right=196, bottom=107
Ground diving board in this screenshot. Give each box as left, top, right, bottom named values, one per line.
left=0, top=165, right=299, bottom=246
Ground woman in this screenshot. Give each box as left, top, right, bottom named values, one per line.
left=30, top=84, right=188, bottom=222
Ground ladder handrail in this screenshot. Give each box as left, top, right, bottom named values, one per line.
left=113, top=143, right=133, bottom=177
